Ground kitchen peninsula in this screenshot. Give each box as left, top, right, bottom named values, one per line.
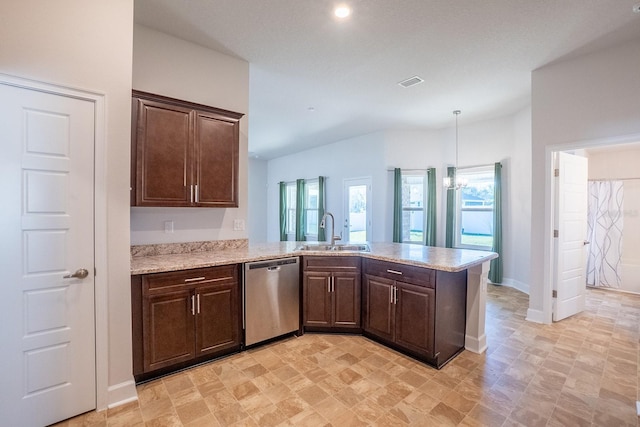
left=131, top=241, right=497, bottom=380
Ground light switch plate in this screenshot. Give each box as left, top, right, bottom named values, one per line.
left=164, top=220, right=174, bottom=233
left=233, top=219, right=245, bottom=231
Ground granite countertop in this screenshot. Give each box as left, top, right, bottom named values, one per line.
left=130, top=241, right=498, bottom=275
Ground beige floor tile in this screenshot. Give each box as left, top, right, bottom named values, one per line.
left=174, top=400, right=210, bottom=425
left=429, top=401, right=465, bottom=425
left=296, top=384, right=330, bottom=406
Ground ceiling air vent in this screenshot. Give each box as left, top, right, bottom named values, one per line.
left=398, top=76, right=424, bottom=88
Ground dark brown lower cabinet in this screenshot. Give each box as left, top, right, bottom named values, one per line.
left=302, top=256, right=361, bottom=332
left=145, top=289, right=195, bottom=372
left=132, top=265, right=241, bottom=382
left=363, top=258, right=466, bottom=368
left=196, top=283, right=239, bottom=356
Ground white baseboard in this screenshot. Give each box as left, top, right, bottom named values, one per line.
left=107, top=379, right=138, bottom=409
left=465, top=334, right=487, bottom=354
left=525, top=308, right=546, bottom=324
left=489, top=278, right=530, bottom=295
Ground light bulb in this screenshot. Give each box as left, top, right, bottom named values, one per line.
left=334, top=5, right=351, bottom=18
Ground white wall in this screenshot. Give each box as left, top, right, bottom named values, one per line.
left=531, top=37, right=640, bottom=322
left=260, top=109, right=532, bottom=290
left=130, top=25, right=250, bottom=244
left=509, top=107, right=533, bottom=292
left=1, top=0, right=135, bottom=408
left=248, top=157, right=268, bottom=242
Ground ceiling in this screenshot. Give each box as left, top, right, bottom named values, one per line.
left=134, top=0, right=640, bottom=159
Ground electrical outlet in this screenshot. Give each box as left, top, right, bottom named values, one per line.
left=233, top=219, right=245, bottom=231
left=164, top=220, right=174, bottom=233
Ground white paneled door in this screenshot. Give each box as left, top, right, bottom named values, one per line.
left=0, top=82, right=96, bottom=426
left=553, top=152, right=588, bottom=322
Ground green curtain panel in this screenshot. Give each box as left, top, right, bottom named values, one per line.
left=445, top=166, right=456, bottom=248
left=318, top=176, right=326, bottom=242
left=425, top=168, right=437, bottom=246
left=392, top=168, right=402, bottom=243
left=489, top=162, right=503, bottom=283
left=279, top=182, right=287, bottom=241
left=295, top=179, right=306, bottom=241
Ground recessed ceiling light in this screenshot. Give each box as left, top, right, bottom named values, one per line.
left=334, top=5, right=351, bottom=19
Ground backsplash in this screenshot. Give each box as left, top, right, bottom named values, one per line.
left=131, top=239, right=249, bottom=258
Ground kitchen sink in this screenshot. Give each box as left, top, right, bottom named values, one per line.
left=296, top=243, right=370, bottom=252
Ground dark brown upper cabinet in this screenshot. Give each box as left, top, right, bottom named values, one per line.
left=131, top=90, right=244, bottom=207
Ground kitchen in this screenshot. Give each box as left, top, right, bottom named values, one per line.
left=2, top=1, right=640, bottom=426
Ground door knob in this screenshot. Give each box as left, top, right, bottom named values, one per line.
left=63, top=268, right=89, bottom=279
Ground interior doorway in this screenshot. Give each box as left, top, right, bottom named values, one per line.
left=343, top=177, right=372, bottom=242
left=544, top=135, right=640, bottom=322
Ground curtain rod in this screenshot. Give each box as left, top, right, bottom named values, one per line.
left=387, top=163, right=497, bottom=172
left=588, top=177, right=640, bottom=182
left=278, top=177, right=327, bottom=184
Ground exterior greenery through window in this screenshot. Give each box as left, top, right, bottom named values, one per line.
left=401, top=173, right=426, bottom=244
left=285, top=182, right=296, bottom=239
left=281, top=178, right=321, bottom=241
left=455, top=165, right=495, bottom=249
left=304, top=180, right=319, bottom=240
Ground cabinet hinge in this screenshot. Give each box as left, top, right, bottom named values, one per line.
left=552, top=290, right=557, bottom=298
left=553, top=229, right=559, bottom=238
left=554, top=168, right=559, bottom=177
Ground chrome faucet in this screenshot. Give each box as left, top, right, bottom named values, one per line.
left=320, top=212, right=341, bottom=246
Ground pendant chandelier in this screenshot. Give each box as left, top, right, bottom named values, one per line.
left=443, top=110, right=467, bottom=190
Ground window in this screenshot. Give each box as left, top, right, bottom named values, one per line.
left=285, top=182, right=296, bottom=239
left=401, top=173, right=426, bottom=244
left=304, top=179, right=319, bottom=240
left=455, top=166, right=495, bottom=250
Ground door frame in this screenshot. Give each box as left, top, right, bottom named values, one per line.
left=1, top=73, right=109, bottom=410
left=542, top=132, right=640, bottom=323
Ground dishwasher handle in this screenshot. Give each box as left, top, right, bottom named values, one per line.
left=267, top=266, right=281, bottom=272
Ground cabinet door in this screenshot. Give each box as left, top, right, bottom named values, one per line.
left=363, top=275, right=394, bottom=341
left=134, top=98, right=193, bottom=206
left=395, top=282, right=435, bottom=357
left=194, top=112, right=239, bottom=207
left=303, top=272, right=332, bottom=327
left=143, top=289, right=195, bottom=372
left=196, top=282, right=240, bottom=356
left=333, top=272, right=361, bottom=327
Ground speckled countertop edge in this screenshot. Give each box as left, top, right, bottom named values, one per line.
left=130, top=241, right=498, bottom=275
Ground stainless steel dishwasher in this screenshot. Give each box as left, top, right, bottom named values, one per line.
left=244, top=257, right=300, bottom=346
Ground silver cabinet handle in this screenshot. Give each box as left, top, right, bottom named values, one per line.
left=190, top=184, right=194, bottom=203
left=387, top=269, right=403, bottom=275
left=394, top=286, right=398, bottom=304
left=197, top=293, right=201, bottom=314
left=389, top=285, right=393, bottom=304
left=191, top=295, right=195, bottom=316
left=195, top=184, right=199, bottom=203
left=63, top=268, right=89, bottom=279
left=184, top=277, right=206, bottom=283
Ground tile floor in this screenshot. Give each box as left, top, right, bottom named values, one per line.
left=54, top=284, right=640, bottom=426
